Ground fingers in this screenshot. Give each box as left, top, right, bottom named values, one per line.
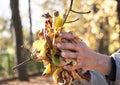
left=59, top=32, right=82, bottom=43
left=59, top=32, right=75, bottom=40
left=61, top=51, right=81, bottom=59
left=57, top=42, right=79, bottom=51
left=58, top=32, right=85, bottom=47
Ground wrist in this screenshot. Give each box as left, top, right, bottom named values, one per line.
left=93, top=52, right=111, bottom=75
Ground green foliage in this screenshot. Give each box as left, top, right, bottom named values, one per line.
left=0, top=51, right=44, bottom=77
left=52, top=56, right=60, bottom=66
left=0, top=52, right=15, bottom=76
left=27, top=61, right=44, bottom=73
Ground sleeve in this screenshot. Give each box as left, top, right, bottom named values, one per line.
left=111, top=49, right=120, bottom=84
left=82, top=71, right=109, bottom=85
left=71, top=71, right=109, bottom=85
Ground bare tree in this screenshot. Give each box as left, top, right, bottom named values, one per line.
left=28, top=0, right=33, bottom=46
left=98, top=18, right=110, bottom=54
left=10, top=0, right=29, bottom=81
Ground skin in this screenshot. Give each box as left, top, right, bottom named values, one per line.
left=57, top=32, right=111, bottom=76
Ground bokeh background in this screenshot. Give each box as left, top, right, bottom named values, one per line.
left=0, top=0, right=120, bottom=84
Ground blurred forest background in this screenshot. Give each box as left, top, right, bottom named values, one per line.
left=0, top=0, right=120, bottom=84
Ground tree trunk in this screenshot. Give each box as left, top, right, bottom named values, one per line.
left=98, top=18, right=110, bottom=54
left=28, top=0, right=33, bottom=46
left=116, top=0, right=120, bottom=48
left=10, top=0, right=29, bottom=81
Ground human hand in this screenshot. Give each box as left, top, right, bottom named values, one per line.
left=57, top=32, right=111, bottom=75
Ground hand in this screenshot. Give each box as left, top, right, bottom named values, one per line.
left=57, top=32, right=111, bottom=75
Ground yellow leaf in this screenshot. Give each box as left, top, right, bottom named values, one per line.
left=32, top=39, right=47, bottom=57
left=42, top=63, right=51, bottom=76
left=54, top=11, right=64, bottom=28
left=52, top=68, right=63, bottom=83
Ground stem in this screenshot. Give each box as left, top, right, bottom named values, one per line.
left=66, top=18, right=79, bottom=23
left=63, top=0, right=91, bottom=25
left=63, top=0, right=73, bottom=25
left=71, top=10, right=91, bottom=14
left=21, top=45, right=30, bottom=52
left=12, top=58, right=32, bottom=70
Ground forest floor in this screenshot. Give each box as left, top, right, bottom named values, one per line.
left=0, top=76, right=56, bottom=85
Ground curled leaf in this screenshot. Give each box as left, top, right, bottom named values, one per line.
left=32, top=40, right=47, bottom=61
left=52, top=68, right=63, bottom=83
left=42, top=63, right=51, bottom=76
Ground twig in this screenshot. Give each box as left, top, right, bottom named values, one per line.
left=21, top=45, right=31, bottom=52
left=66, top=18, right=79, bottom=23
left=63, top=0, right=91, bottom=25
left=71, top=10, right=91, bottom=14
left=12, top=58, right=32, bottom=70
left=63, top=0, right=73, bottom=25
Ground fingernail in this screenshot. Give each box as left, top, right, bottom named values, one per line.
left=57, top=43, right=61, bottom=47
left=61, top=52, right=66, bottom=57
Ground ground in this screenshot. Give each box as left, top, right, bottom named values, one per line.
left=0, top=76, right=56, bottom=85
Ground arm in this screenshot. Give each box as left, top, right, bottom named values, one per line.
left=88, top=50, right=120, bottom=85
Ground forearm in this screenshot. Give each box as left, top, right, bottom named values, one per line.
left=92, top=51, right=111, bottom=75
